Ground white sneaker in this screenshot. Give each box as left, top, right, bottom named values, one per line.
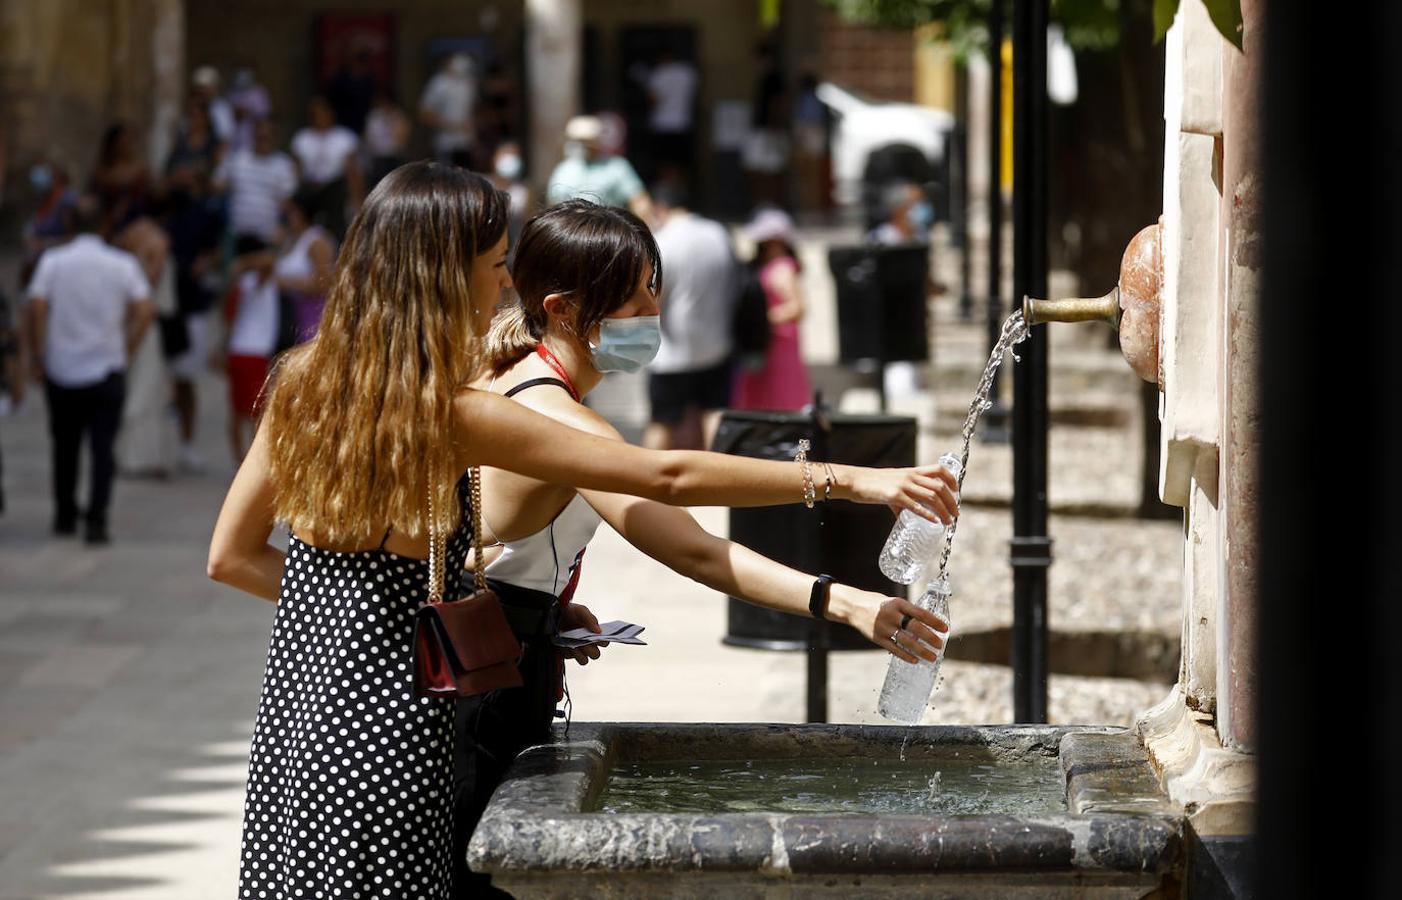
left=177, top=444, right=208, bottom=474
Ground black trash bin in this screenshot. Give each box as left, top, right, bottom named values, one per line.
left=713, top=408, right=916, bottom=652
left=828, top=244, right=931, bottom=368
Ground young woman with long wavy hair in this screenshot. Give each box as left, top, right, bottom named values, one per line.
left=452, top=200, right=959, bottom=895
left=208, top=162, right=958, bottom=899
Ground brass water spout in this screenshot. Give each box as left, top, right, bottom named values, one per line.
left=1017, top=222, right=1164, bottom=387
left=1022, top=288, right=1121, bottom=328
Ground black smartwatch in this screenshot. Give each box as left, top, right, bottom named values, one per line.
left=809, top=574, right=835, bottom=620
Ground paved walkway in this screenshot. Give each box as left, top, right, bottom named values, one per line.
left=0, top=225, right=1177, bottom=898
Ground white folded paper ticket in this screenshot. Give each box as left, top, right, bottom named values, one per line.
left=552, top=620, right=646, bottom=648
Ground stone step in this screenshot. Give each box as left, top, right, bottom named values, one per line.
left=930, top=389, right=1134, bottom=433
left=929, top=353, right=1140, bottom=396
left=946, top=626, right=1180, bottom=683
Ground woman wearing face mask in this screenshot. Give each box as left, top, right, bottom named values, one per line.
left=866, top=181, right=942, bottom=398
left=453, top=199, right=959, bottom=896
left=869, top=180, right=935, bottom=247
left=210, top=167, right=958, bottom=899
left=487, top=141, right=529, bottom=246
left=21, top=162, right=76, bottom=287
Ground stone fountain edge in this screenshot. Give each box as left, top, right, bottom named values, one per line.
left=468, top=722, right=1183, bottom=890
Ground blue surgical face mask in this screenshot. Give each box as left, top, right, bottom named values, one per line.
left=494, top=153, right=522, bottom=181
left=909, top=200, right=934, bottom=230
left=588, top=315, right=661, bottom=374
left=29, top=165, right=53, bottom=193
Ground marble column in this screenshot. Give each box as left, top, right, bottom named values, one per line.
left=525, top=0, right=582, bottom=194
left=1218, top=0, right=1263, bottom=753
left=1158, top=0, right=1224, bottom=715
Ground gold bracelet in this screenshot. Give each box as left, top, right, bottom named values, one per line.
left=822, top=462, right=835, bottom=503
left=795, top=438, right=816, bottom=508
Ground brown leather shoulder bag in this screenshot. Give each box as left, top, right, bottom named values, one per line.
left=411, top=468, right=524, bottom=698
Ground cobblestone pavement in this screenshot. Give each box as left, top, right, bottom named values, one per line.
left=0, top=226, right=1181, bottom=897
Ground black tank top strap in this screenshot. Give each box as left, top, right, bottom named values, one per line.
left=377, top=527, right=392, bottom=551
left=503, top=377, right=572, bottom=399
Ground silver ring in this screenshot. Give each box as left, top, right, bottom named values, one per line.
left=889, top=630, right=901, bottom=643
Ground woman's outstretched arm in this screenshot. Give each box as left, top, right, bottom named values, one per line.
left=207, top=424, right=285, bottom=602
left=455, top=389, right=958, bottom=523
left=583, top=488, right=947, bottom=664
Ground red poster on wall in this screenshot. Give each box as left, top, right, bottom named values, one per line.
left=315, top=13, right=394, bottom=93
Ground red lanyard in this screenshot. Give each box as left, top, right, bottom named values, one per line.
left=535, top=344, right=581, bottom=402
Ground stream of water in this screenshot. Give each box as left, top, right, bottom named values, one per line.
left=934, top=309, right=1031, bottom=581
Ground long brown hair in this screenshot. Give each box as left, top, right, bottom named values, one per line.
left=485, top=199, right=661, bottom=375
left=261, top=161, right=508, bottom=543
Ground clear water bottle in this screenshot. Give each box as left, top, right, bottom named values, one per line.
left=877, top=453, right=963, bottom=584
left=877, top=576, right=952, bottom=724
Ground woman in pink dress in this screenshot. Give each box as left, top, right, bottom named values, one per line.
left=732, top=208, right=813, bottom=410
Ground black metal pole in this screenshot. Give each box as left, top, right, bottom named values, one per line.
left=805, top=608, right=829, bottom=723
left=805, top=397, right=832, bottom=723
left=980, top=0, right=1011, bottom=444
left=954, top=69, right=974, bottom=322
left=1010, top=0, right=1051, bottom=723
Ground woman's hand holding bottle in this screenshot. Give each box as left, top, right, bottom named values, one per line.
left=832, top=462, right=960, bottom=525
left=827, top=584, right=949, bottom=663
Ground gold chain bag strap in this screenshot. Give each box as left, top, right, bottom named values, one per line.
left=411, top=467, right=525, bottom=698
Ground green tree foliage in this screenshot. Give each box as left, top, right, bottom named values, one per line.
left=1153, top=0, right=1243, bottom=49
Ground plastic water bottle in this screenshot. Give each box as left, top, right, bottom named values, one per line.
left=877, top=576, right=952, bottom=724
left=877, top=453, right=963, bottom=584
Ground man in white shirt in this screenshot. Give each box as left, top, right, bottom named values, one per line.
left=643, top=182, right=738, bottom=451
left=215, top=119, right=297, bottom=244
left=25, top=197, right=153, bottom=543
left=646, top=50, right=699, bottom=180
left=419, top=53, right=477, bottom=168
left=290, top=95, right=364, bottom=238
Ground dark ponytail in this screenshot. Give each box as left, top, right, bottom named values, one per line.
left=488, top=199, right=662, bottom=376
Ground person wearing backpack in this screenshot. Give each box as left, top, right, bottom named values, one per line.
left=642, top=182, right=739, bottom=450
left=731, top=207, right=812, bottom=411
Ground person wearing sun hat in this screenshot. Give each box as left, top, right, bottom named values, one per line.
left=545, top=115, right=653, bottom=222
left=732, top=206, right=813, bottom=410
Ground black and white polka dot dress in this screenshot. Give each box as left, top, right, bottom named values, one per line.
left=238, top=479, right=473, bottom=899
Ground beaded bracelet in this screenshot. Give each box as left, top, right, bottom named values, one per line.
left=795, top=438, right=816, bottom=508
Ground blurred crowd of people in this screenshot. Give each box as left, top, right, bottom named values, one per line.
left=0, top=50, right=937, bottom=544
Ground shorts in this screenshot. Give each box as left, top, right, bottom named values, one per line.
left=169, top=311, right=210, bottom=380
left=227, top=354, right=270, bottom=418
left=648, top=359, right=733, bottom=426
left=742, top=130, right=790, bottom=174
left=652, top=130, right=695, bottom=168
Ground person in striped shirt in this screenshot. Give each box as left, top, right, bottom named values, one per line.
left=214, top=119, right=297, bottom=246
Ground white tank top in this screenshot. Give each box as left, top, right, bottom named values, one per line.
left=273, top=225, right=332, bottom=287
left=482, top=375, right=603, bottom=597
left=484, top=493, right=602, bottom=596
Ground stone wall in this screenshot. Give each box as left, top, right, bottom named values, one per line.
left=1158, top=0, right=1224, bottom=718
left=1138, top=0, right=1256, bottom=851
left=0, top=0, right=183, bottom=205
left=1155, top=0, right=1259, bottom=756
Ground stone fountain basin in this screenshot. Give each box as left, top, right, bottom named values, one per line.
left=468, top=723, right=1182, bottom=898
